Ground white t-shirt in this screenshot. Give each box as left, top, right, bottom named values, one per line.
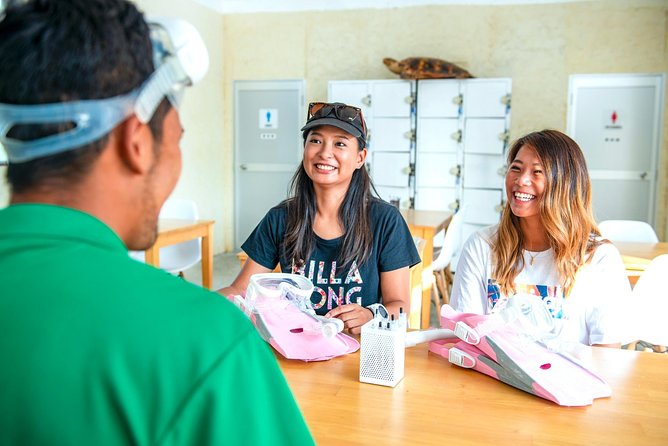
left=450, top=226, right=632, bottom=345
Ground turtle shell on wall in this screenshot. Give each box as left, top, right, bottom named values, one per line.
left=383, top=57, right=474, bottom=79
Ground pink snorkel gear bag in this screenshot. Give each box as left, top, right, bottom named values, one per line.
left=428, top=295, right=611, bottom=406
left=236, top=273, right=359, bottom=362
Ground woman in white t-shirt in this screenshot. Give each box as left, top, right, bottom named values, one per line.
left=450, top=129, right=630, bottom=346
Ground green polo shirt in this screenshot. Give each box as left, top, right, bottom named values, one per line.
left=0, top=204, right=313, bottom=445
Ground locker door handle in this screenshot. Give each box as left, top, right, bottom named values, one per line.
left=497, top=165, right=507, bottom=176
left=500, top=94, right=512, bottom=106
left=451, top=129, right=462, bottom=142
left=240, top=164, right=247, bottom=171
left=452, top=94, right=463, bottom=105
left=640, top=172, right=648, bottom=180
left=404, top=130, right=416, bottom=141
left=449, top=165, right=461, bottom=177
left=404, top=94, right=416, bottom=105
left=494, top=201, right=506, bottom=213
left=448, top=199, right=460, bottom=211
left=498, top=131, right=510, bottom=143
left=402, top=164, right=415, bottom=176
left=361, top=95, right=371, bottom=107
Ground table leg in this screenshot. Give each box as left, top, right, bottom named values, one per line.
left=145, top=246, right=160, bottom=267
left=201, top=224, right=213, bottom=289
left=421, top=229, right=435, bottom=329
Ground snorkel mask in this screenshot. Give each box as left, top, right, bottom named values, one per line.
left=0, top=16, right=209, bottom=163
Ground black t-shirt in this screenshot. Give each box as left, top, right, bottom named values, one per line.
left=242, top=198, right=421, bottom=315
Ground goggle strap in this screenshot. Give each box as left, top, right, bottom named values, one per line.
left=134, top=56, right=188, bottom=123
left=0, top=94, right=136, bottom=163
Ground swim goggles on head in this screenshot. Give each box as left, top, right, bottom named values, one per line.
left=0, top=16, right=209, bottom=163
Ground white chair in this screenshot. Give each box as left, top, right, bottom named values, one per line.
left=629, top=254, right=668, bottom=352
left=130, top=198, right=202, bottom=276
left=598, top=220, right=659, bottom=243
left=432, top=205, right=468, bottom=308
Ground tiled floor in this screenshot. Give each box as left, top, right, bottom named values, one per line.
left=181, top=252, right=242, bottom=292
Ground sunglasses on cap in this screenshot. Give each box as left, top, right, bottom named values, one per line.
left=307, top=102, right=367, bottom=136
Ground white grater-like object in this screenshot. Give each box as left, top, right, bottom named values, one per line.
left=359, top=318, right=406, bottom=387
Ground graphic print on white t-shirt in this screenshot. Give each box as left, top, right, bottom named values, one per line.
left=292, top=259, right=364, bottom=310
left=487, top=280, right=565, bottom=319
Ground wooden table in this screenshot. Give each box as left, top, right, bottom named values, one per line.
left=615, top=241, right=668, bottom=285
left=145, top=219, right=214, bottom=289
left=400, top=209, right=453, bottom=328
left=279, top=343, right=668, bottom=445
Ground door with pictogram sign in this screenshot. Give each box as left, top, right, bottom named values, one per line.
left=234, top=80, right=304, bottom=248
left=567, top=74, right=665, bottom=228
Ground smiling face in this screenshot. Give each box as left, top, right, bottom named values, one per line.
left=302, top=125, right=367, bottom=190
left=505, top=144, right=546, bottom=223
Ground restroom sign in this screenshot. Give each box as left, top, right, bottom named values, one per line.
left=604, top=109, right=622, bottom=129
left=259, top=108, right=278, bottom=129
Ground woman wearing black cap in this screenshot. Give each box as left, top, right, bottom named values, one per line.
left=221, top=102, right=420, bottom=334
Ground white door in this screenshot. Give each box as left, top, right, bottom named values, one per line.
left=234, top=80, right=304, bottom=248
left=567, top=74, right=665, bottom=225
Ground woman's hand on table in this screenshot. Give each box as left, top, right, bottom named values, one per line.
left=325, top=304, right=374, bottom=335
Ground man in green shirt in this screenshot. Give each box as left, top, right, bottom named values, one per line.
left=0, top=0, right=313, bottom=444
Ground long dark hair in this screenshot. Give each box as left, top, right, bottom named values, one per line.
left=283, top=148, right=376, bottom=270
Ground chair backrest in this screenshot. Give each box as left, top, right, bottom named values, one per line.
left=598, top=220, right=659, bottom=243
left=432, top=205, right=468, bottom=271
left=632, top=254, right=668, bottom=346
left=129, top=198, right=202, bottom=273
left=159, top=198, right=198, bottom=220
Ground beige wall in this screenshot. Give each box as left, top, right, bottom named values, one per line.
left=222, top=0, right=668, bottom=243
left=136, top=0, right=226, bottom=253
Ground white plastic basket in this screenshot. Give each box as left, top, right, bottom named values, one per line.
left=359, top=318, right=406, bottom=387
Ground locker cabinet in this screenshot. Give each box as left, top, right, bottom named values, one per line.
left=329, top=80, right=415, bottom=206
left=329, top=78, right=512, bottom=222
left=417, top=78, right=512, bottom=228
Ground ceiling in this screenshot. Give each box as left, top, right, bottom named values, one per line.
left=192, top=0, right=586, bottom=14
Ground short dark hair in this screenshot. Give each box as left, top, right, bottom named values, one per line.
left=0, top=0, right=170, bottom=193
